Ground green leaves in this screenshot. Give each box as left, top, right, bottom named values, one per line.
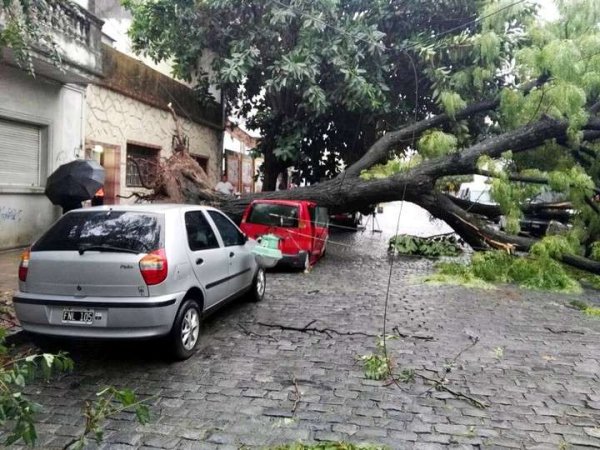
left=0, top=347, right=73, bottom=446
left=388, top=235, right=462, bottom=257
left=478, top=31, right=501, bottom=65
left=417, top=130, right=458, bottom=158
left=360, top=156, right=423, bottom=180
left=439, top=91, right=467, bottom=119
left=434, top=250, right=582, bottom=293
left=66, top=387, right=152, bottom=449
left=358, top=335, right=397, bottom=381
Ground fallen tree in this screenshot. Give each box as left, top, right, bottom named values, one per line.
left=125, top=0, right=600, bottom=274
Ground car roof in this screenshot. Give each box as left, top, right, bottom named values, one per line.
left=73, top=203, right=221, bottom=214
left=250, top=199, right=315, bottom=207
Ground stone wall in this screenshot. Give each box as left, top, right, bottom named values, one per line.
left=85, top=84, right=222, bottom=201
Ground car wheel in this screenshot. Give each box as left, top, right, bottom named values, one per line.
left=248, top=267, right=266, bottom=302
left=169, top=299, right=202, bottom=360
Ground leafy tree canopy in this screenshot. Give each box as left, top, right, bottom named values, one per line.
left=123, top=0, right=479, bottom=186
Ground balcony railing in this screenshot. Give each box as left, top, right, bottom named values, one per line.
left=0, top=0, right=104, bottom=82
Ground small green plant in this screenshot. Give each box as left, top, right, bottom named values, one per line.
left=0, top=328, right=151, bottom=448
left=388, top=234, right=462, bottom=257
left=397, top=368, right=415, bottom=383
left=0, top=329, right=74, bottom=446
left=570, top=299, right=589, bottom=311
left=558, top=439, right=570, bottom=450
left=569, top=299, right=600, bottom=317
left=493, top=347, right=504, bottom=359
left=65, top=387, right=151, bottom=450
left=358, top=336, right=396, bottom=381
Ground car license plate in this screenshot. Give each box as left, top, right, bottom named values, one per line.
left=62, top=308, right=94, bottom=324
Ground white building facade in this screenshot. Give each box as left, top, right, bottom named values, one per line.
left=0, top=0, right=104, bottom=249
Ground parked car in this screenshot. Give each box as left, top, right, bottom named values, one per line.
left=329, top=211, right=362, bottom=231
left=13, top=204, right=265, bottom=360
left=500, top=191, right=573, bottom=237
left=240, top=200, right=329, bottom=270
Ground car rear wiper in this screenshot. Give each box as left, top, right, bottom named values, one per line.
left=78, top=244, right=141, bottom=255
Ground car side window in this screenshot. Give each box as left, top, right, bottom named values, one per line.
left=207, top=211, right=245, bottom=247
left=308, top=206, right=316, bottom=227
left=185, top=211, right=220, bottom=251
left=316, top=207, right=329, bottom=227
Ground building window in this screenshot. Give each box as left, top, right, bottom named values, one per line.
left=191, top=154, right=209, bottom=174
left=126, top=143, right=160, bottom=187
left=0, top=118, right=46, bottom=187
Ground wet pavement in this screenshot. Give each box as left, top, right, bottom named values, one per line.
left=2, top=203, right=600, bottom=449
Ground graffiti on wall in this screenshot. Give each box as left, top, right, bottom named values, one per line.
left=0, top=206, right=23, bottom=222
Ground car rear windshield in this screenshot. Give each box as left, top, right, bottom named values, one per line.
left=32, top=211, right=163, bottom=253
left=247, top=203, right=299, bottom=228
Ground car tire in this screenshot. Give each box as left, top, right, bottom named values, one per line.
left=169, top=299, right=202, bottom=360
left=248, top=267, right=266, bottom=302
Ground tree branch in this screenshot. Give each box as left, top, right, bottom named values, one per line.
left=343, top=77, right=550, bottom=178
left=343, top=99, right=499, bottom=177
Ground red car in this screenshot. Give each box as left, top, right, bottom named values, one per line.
left=240, top=200, right=329, bottom=270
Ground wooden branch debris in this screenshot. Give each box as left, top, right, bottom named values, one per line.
left=168, top=102, right=188, bottom=153
left=384, top=333, right=487, bottom=409
left=254, top=320, right=378, bottom=338
left=291, top=375, right=301, bottom=414
left=237, top=323, right=279, bottom=341
left=392, top=326, right=435, bottom=341
left=544, top=326, right=584, bottom=335
left=415, top=372, right=488, bottom=409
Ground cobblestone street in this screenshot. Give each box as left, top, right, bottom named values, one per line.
left=11, top=220, right=600, bottom=449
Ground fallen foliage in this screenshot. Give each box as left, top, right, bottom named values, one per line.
left=427, top=250, right=583, bottom=293
left=388, top=234, right=463, bottom=257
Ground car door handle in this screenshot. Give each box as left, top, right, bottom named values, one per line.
left=229, top=252, right=235, bottom=258
left=196, top=258, right=204, bottom=265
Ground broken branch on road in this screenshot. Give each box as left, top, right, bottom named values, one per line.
left=253, top=321, right=378, bottom=338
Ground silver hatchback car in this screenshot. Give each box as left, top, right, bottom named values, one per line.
left=13, top=204, right=266, bottom=359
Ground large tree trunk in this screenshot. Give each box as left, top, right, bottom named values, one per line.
left=261, top=147, right=281, bottom=192
left=141, top=91, right=600, bottom=273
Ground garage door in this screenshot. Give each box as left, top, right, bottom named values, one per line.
left=0, top=118, right=42, bottom=186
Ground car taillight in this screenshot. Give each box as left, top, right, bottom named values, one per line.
left=139, top=249, right=168, bottom=285
left=18, top=248, right=30, bottom=282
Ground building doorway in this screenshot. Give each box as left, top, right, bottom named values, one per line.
left=85, top=140, right=121, bottom=205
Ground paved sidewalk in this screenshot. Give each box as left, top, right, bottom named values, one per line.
left=4, top=229, right=600, bottom=449
left=0, top=248, right=21, bottom=293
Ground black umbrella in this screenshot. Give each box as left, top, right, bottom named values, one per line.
left=45, top=159, right=105, bottom=206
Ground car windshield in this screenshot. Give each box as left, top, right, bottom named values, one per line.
left=32, top=210, right=163, bottom=253
left=247, top=203, right=299, bottom=228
